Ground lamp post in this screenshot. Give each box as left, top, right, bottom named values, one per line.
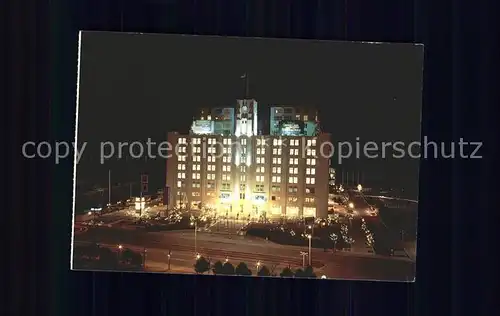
left=256, top=261, right=262, bottom=273
left=307, top=234, right=312, bottom=266
left=190, top=219, right=198, bottom=255
left=118, top=244, right=123, bottom=264
left=300, top=251, right=308, bottom=268
left=167, top=250, right=171, bottom=271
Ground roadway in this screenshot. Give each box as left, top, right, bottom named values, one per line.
left=73, top=226, right=415, bottom=281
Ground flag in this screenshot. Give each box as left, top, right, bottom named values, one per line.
left=240, top=73, right=246, bottom=79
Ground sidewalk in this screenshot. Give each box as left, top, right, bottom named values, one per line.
left=146, top=261, right=194, bottom=274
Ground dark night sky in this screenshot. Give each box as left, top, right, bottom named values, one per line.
left=76, top=32, right=423, bottom=198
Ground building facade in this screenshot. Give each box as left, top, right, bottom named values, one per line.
left=166, top=100, right=331, bottom=219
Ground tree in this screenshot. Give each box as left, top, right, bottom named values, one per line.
left=212, top=261, right=224, bottom=275
left=294, top=268, right=304, bottom=277
left=280, top=267, right=294, bottom=278
left=257, top=265, right=271, bottom=277
left=121, top=248, right=135, bottom=264
left=235, top=262, right=252, bottom=276
left=96, top=247, right=118, bottom=270
left=194, top=256, right=210, bottom=274
left=302, top=266, right=317, bottom=278
left=221, top=262, right=235, bottom=275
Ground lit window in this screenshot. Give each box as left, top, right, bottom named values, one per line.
left=241, top=138, right=247, bottom=145
left=273, top=148, right=282, bottom=155
left=306, top=177, right=316, bottom=185
left=207, top=174, right=215, bottom=180
left=222, top=174, right=231, bottom=181
left=179, top=138, right=187, bottom=144
left=240, top=175, right=246, bottom=181
left=177, top=172, right=186, bottom=179
left=178, top=155, right=186, bottom=162
left=311, top=168, right=316, bottom=175
left=177, top=181, right=182, bottom=188
left=192, top=173, right=200, bottom=180
left=256, top=175, right=264, bottom=182
left=240, top=165, right=246, bottom=172
left=311, top=158, right=316, bottom=165
left=273, top=139, right=278, bottom=146
left=193, top=138, right=201, bottom=145
left=288, top=176, right=298, bottom=184
left=257, top=139, right=261, bottom=146
left=303, top=115, right=308, bottom=121
left=272, top=176, right=281, bottom=183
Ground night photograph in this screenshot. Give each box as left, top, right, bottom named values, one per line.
left=72, top=32, right=423, bottom=281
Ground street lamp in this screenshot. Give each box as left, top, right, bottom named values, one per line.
left=196, top=253, right=201, bottom=260
left=167, top=250, right=171, bottom=271
left=190, top=219, right=198, bottom=255
left=321, top=275, right=327, bottom=279
left=357, top=184, right=362, bottom=192
left=348, top=202, right=354, bottom=209
left=300, top=251, right=308, bottom=268
left=118, top=244, right=123, bottom=263
left=142, top=248, right=147, bottom=269
left=307, top=234, right=312, bottom=266
left=329, top=233, right=338, bottom=252
left=225, top=257, right=229, bottom=263
left=256, top=261, right=262, bottom=273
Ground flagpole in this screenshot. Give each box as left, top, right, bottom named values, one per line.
left=241, top=73, right=249, bottom=98
left=245, top=73, right=249, bottom=98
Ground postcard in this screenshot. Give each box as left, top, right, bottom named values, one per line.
left=72, top=32, right=423, bottom=281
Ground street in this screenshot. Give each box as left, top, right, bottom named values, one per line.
left=73, top=224, right=415, bottom=281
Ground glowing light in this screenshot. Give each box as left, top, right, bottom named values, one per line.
left=321, top=275, right=327, bottom=279
left=348, top=202, right=354, bottom=209
left=135, top=197, right=145, bottom=210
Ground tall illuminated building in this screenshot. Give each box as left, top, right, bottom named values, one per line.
left=166, top=100, right=331, bottom=219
